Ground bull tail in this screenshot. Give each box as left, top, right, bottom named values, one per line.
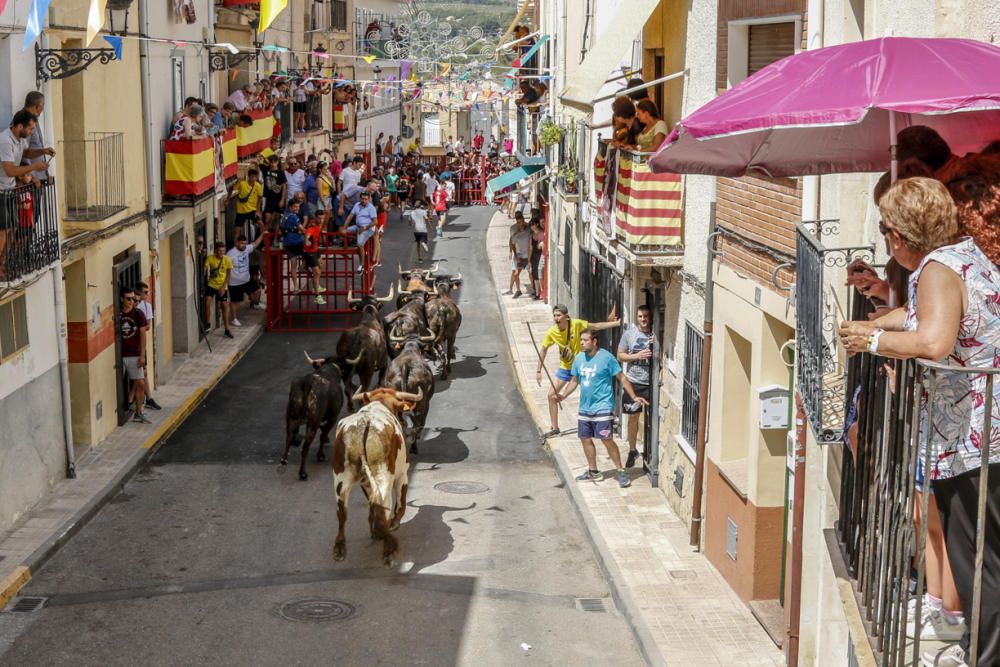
left=357, top=421, right=385, bottom=510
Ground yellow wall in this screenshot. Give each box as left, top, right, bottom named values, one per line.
left=643, top=0, right=687, bottom=128
left=159, top=236, right=173, bottom=369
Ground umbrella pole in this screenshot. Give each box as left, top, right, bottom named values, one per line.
left=889, top=109, right=898, bottom=183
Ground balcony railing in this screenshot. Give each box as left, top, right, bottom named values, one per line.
left=0, top=181, right=60, bottom=284
left=354, top=11, right=398, bottom=58
left=795, top=220, right=874, bottom=443
left=592, top=142, right=683, bottom=251
left=60, top=132, right=125, bottom=222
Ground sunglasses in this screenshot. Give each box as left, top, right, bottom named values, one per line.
left=878, top=221, right=891, bottom=236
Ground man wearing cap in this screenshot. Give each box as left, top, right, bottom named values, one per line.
left=536, top=303, right=620, bottom=438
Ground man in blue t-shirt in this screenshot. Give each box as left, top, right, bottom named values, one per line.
left=343, top=190, right=377, bottom=273
left=556, top=327, right=648, bottom=488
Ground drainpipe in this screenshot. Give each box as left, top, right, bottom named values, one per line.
left=690, top=209, right=716, bottom=547
left=787, top=394, right=808, bottom=666
left=139, top=0, right=160, bottom=378
left=41, top=27, right=76, bottom=478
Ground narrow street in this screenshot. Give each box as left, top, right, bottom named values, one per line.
left=0, top=207, right=642, bottom=666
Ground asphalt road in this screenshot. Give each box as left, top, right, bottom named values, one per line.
left=0, top=205, right=642, bottom=666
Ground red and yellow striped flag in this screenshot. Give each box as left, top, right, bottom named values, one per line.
left=614, top=153, right=682, bottom=246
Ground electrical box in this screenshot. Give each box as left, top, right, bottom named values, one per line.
left=758, top=384, right=790, bottom=430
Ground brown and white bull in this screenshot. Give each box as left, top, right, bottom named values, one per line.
left=332, top=386, right=423, bottom=566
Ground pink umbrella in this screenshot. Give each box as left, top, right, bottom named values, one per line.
left=649, top=37, right=1000, bottom=177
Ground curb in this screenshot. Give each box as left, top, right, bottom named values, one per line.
left=0, top=327, right=262, bottom=609
left=486, top=212, right=667, bottom=667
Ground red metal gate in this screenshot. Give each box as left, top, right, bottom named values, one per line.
left=264, top=231, right=376, bottom=332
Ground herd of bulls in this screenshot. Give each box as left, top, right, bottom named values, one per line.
left=280, top=264, right=464, bottom=566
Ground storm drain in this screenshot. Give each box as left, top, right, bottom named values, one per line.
left=9, top=597, right=46, bottom=613
left=276, top=598, right=358, bottom=623
left=575, top=598, right=610, bottom=613
left=669, top=570, right=698, bottom=580
left=434, top=481, right=490, bottom=495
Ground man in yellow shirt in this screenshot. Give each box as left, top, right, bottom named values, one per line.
left=536, top=303, right=620, bottom=438
left=204, top=241, right=235, bottom=339
left=227, top=168, right=263, bottom=242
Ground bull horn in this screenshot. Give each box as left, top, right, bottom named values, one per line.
left=398, top=262, right=408, bottom=278
left=376, top=284, right=396, bottom=303
left=422, top=262, right=440, bottom=276
left=389, top=331, right=406, bottom=342
left=346, top=351, right=363, bottom=365
left=397, top=279, right=411, bottom=295
left=304, top=350, right=316, bottom=365
left=347, top=289, right=360, bottom=304
left=351, top=386, right=366, bottom=402
left=419, top=330, right=436, bottom=343
left=453, top=271, right=462, bottom=283
left=396, top=387, right=424, bottom=403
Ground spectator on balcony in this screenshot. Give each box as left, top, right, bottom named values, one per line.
left=171, top=96, right=199, bottom=126
left=610, top=96, right=642, bottom=149
left=375, top=132, right=385, bottom=163
left=292, top=79, right=313, bottom=133
left=625, top=77, right=651, bottom=104
left=227, top=84, right=253, bottom=113
left=169, top=104, right=206, bottom=140
left=395, top=135, right=404, bottom=159
left=516, top=80, right=540, bottom=108
left=209, top=102, right=237, bottom=135
left=635, top=100, right=669, bottom=153
left=503, top=135, right=514, bottom=156
left=840, top=177, right=1000, bottom=667
left=284, top=158, right=307, bottom=198
left=515, top=26, right=537, bottom=76
left=898, top=125, right=958, bottom=176
left=226, top=168, right=263, bottom=242
left=0, top=111, right=48, bottom=278
left=20, top=91, right=54, bottom=182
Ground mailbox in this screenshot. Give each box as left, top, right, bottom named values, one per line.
left=758, top=384, right=790, bottom=429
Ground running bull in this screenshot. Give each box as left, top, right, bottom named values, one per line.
left=384, top=336, right=436, bottom=453
left=281, top=351, right=353, bottom=480
left=338, top=285, right=395, bottom=410
left=426, top=272, right=463, bottom=380
left=332, top=386, right=424, bottom=566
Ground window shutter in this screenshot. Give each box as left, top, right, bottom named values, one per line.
left=748, top=22, right=795, bottom=75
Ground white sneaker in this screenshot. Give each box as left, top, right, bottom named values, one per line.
left=907, top=606, right=965, bottom=642
left=421, top=241, right=429, bottom=253
left=922, top=644, right=968, bottom=667
left=231, top=318, right=242, bottom=327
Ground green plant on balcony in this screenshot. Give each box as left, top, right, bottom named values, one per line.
left=558, top=164, right=579, bottom=193
left=539, top=120, right=567, bottom=147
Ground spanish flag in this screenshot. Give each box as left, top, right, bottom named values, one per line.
left=258, top=0, right=288, bottom=33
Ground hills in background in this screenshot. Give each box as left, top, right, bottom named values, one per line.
left=417, top=0, right=519, bottom=35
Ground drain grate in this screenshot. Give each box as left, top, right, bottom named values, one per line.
left=434, top=481, right=490, bottom=495
left=575, top=597, right=610, bottom=613
left=276, top=598, right=358, bottom=623
left=669, top=569, right=698, bottom=580
left=10, top=596, right=47, bottom=613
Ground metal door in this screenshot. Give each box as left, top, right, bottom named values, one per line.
left=113, top=252, right=142, bottom=425
left=577, top=249, right=624, bottom=352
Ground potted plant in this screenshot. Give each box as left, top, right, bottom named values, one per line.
left=539, top=120, right=566, bottom=147
left=558, top=164, right=579, bottom=193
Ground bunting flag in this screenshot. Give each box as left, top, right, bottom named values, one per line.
left=0, top=0, right=7, bottom=17
left=86, top=0, right=107, bottom=47
left=400, top=61, right=411, bottom=80
left=439, top=63, right=451, bottom=76
left=22, top=0, right=52, bottom=50
left=103, top=35, right=123, bottom=60
left=258, top=0, right=288, bottom=33
left=362, top=54, right=377, bottom=64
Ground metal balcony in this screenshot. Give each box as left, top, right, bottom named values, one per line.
left=0, top=180, right=60, bottom=285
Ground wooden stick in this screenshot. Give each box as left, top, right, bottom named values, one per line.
left=526, top=321, right=563, bottom=411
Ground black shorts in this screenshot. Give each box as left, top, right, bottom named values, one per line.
left=622, top=383, right=651, bottom=414
left=264, top=198, right=283, bottom=214
left=303, top=252, right=320, bottom=269
left=285, top=243, right=305, bottom=257
left=515, top=256, right=529, bottom=270
left=235, top=211, right=257, bottom=225
left=206, top=286, right=229, bottom=302
left=530, top=254, right=542, bottom=280
left=414, top=232, right=428, bottom=244
left=229, top=281, right=254, bottom=302
left=293, top=101, right=307, bottom=113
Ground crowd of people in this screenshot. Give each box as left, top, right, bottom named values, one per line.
left=838, top=126, right=1000, bottom=667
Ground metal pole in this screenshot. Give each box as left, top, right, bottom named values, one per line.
left=592, top=70, right=687, bottom=104
left=786, top=393, right=808, bottom=667
left=647, top=287, right=661, bottom=488
left=970, top=373, right=993, bottom=666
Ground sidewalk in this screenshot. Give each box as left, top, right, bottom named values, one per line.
left=0, top=309, right=264, bottom=609
left=487, top=211, right=783, bottom=666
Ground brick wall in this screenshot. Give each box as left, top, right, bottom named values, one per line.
left=716, top=175, right=800, bottom=291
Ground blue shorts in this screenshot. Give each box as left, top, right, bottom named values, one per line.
left=348, top=225, right=376, bottom=247
left=555, top=368, right=572, bottom=382
left=578, top=413, right=614, bottom=440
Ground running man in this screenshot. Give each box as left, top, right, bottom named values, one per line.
left=555, top=328, right=648, bottom=488
left=536, top=303, right=620, bottom=438
left=407, top=200, right=431, bottom=263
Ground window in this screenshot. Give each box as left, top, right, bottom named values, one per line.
left=171, top=57, right=185, bottom=114
left=331, top=0, right=348, bottom=32
left=0, top=294, right=29, bottom=361
left=726, top=17, right=800, bottom=88
left=680, top=322, right=704, bottom=445
left=562, top=218, right=573, bottom=289
left=421, top=112, right=442, bottom=147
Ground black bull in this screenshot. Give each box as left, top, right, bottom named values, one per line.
left=426, top=276, right=463, bottom=380
left=282, top=352, right=347, bottom=480
left=383, top=338, right=436, bottom=453
left=337, top=287, right=395, bottom=410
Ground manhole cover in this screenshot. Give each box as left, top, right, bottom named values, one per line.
left=276, top=599, right=358, bottom=623
left=434, top=481, right=490, bottom=495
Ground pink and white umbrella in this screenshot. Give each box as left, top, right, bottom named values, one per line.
left=649, top=37, right=1000, bottom=177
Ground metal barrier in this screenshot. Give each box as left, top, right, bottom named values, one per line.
left=0, top=180, right=59, bottom=284
left=263, top=230, right=376, bottom=332
left=60, top=132, right=125, bottom=221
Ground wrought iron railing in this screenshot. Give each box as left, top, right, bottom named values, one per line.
left=681, top=322, right=704, bottom=445
left=795, top=220, right=873, bottom=443
left=0, top=180, right=60, bottom=284
left=60, top=131, right=126, bottom=221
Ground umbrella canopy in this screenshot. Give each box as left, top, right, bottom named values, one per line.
left=649, top=37, right=1000, bottom=177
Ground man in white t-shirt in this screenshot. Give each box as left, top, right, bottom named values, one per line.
left=284, top=158, right=307, bottom=197
left=443, top=176, right=455, bottom=206
left=423, top=171, right=438, bottom=205
left=227, top=234, right=265, bottom=319
left=454, top=137, right=465, bottom=155
left=339, top=156, right=364, bottom=193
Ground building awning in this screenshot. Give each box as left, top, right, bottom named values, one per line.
left=558, top=0, right=659, bottom=113
left=485, top=164, right=544, bottom=203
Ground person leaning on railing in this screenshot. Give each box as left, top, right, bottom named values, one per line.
left=840, top=177, right=1000, bottom=667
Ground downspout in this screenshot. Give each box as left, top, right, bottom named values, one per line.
left=787, top=394, right=808, bottom=666
left=689, top=208, right=716, bottom=547
left=42, top=25, right=76, bottom=478
left=139, top=0, right=160, bottom=377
